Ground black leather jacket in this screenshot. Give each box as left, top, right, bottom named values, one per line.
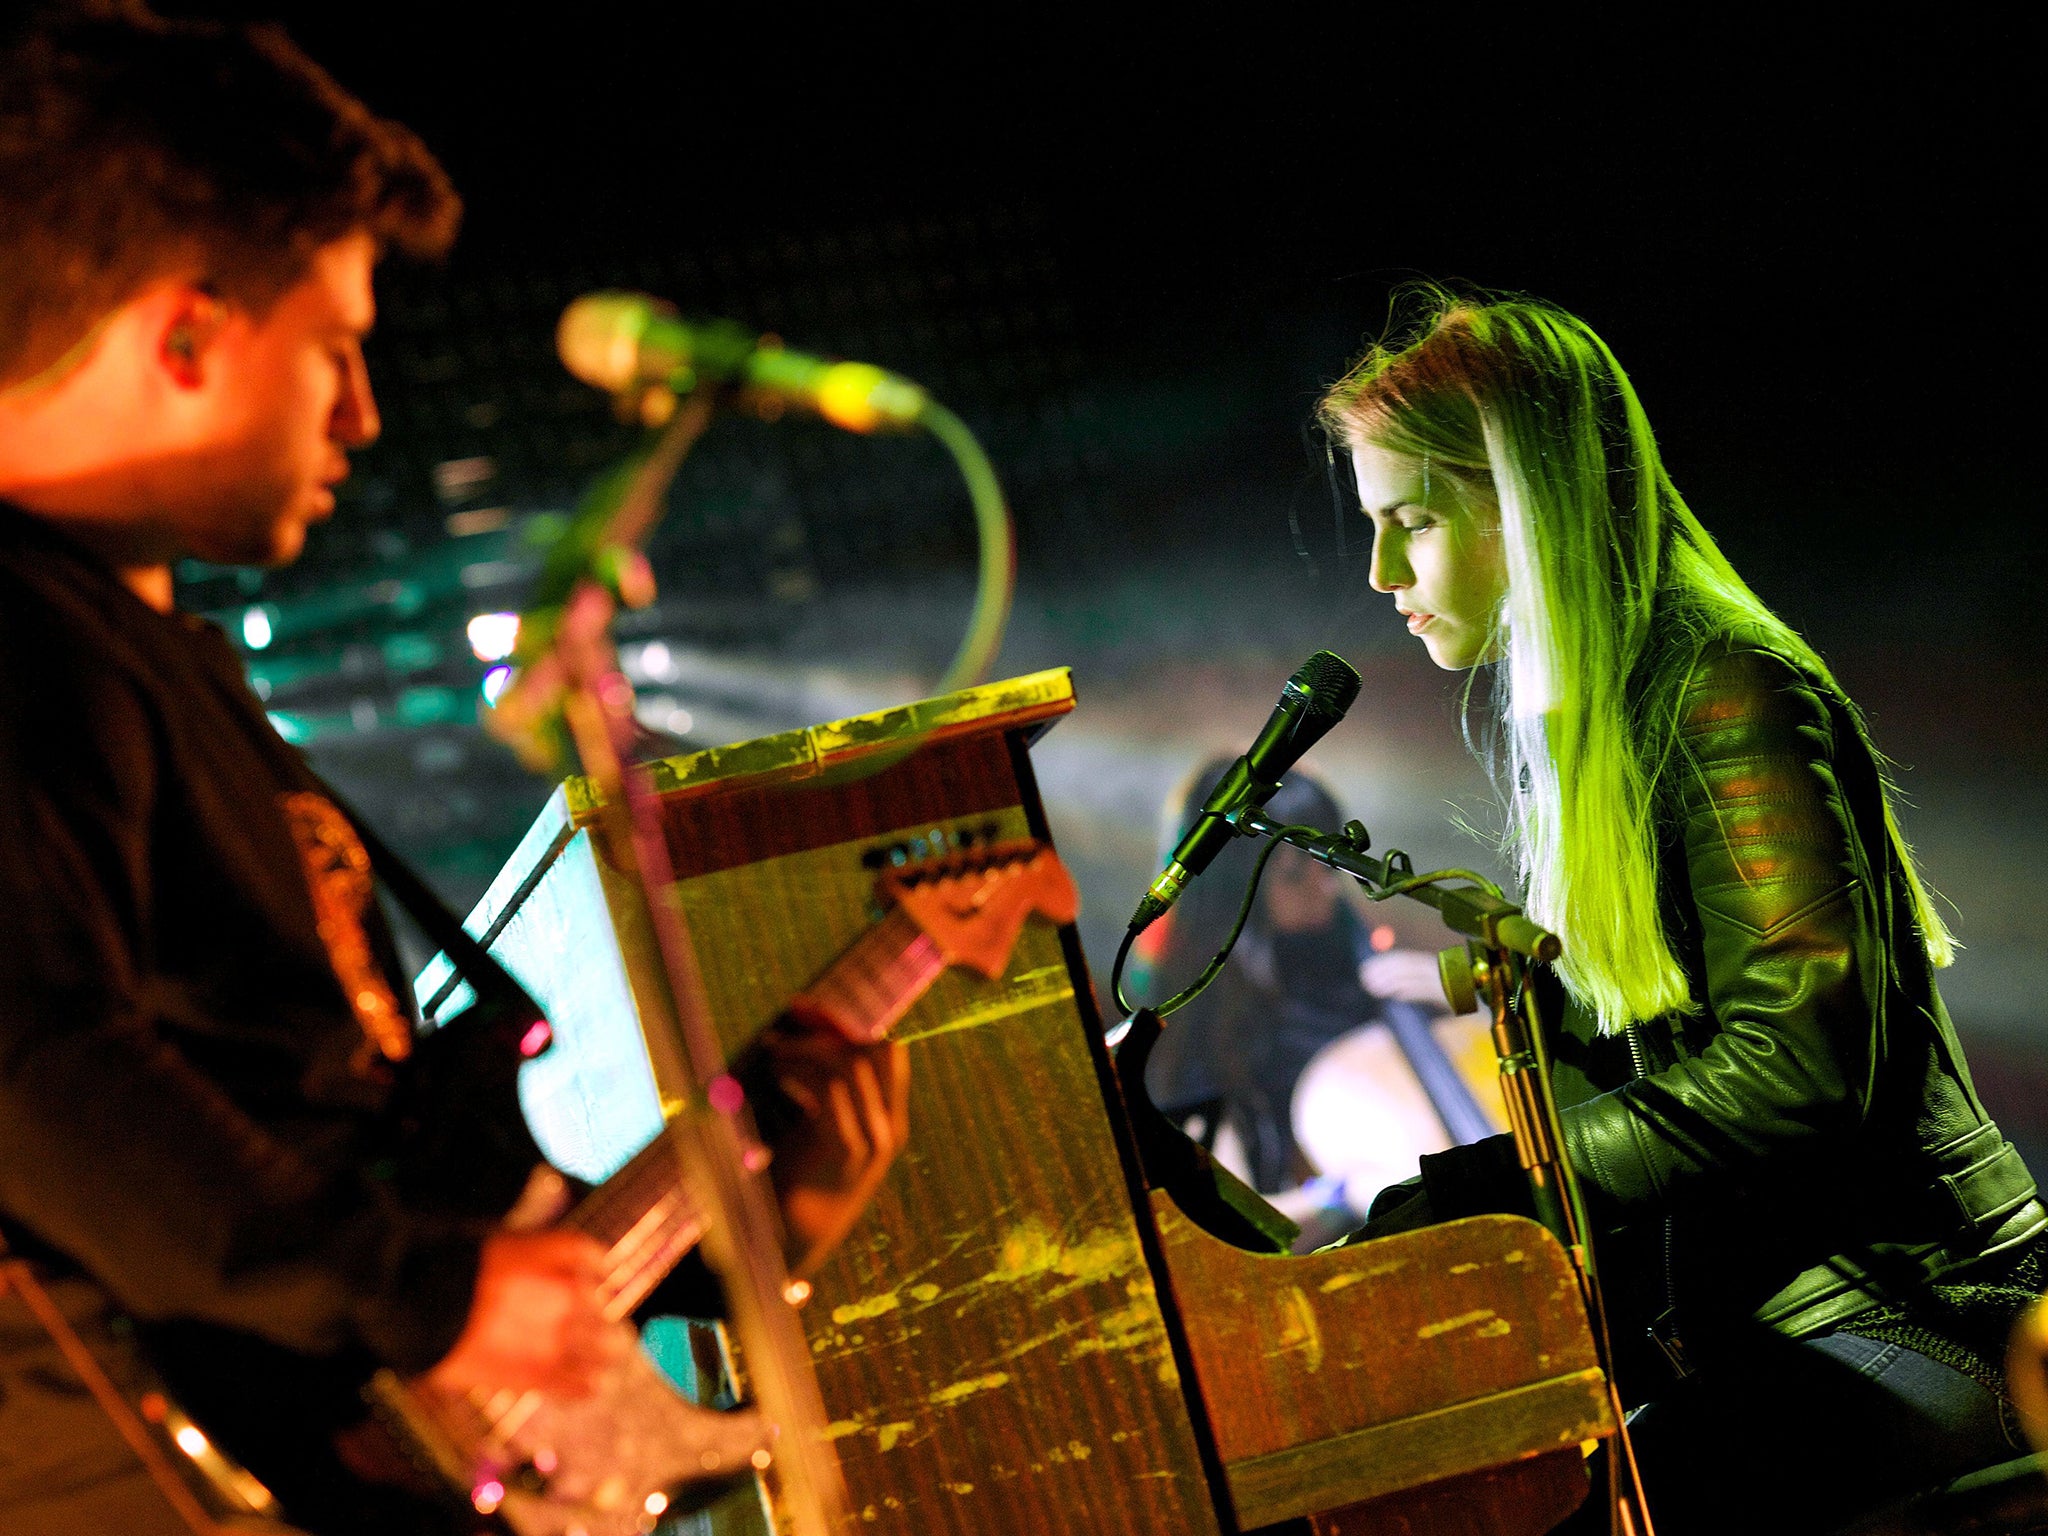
left=1542, top=640, right=2042, bottom=1365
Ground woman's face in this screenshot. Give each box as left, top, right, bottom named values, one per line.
left=1352, top=443, right=1507, bottom=671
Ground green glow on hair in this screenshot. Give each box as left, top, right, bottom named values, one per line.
left=1320, top=289, right=1953, bottom=1032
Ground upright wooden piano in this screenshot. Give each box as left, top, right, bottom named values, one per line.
left=416, top=669, right=1614, bottom=1534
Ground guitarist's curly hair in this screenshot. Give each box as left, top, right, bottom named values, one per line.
left=0, top=2, right=459, bottom=389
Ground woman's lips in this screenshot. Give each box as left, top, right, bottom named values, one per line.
left=1405, top=611, right=1434, bottom=634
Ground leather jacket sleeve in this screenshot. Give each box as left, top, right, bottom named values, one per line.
left=1557, top=645, right=1888, bottom=1218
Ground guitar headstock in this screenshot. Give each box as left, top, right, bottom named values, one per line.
left=882, top=840, right=1079, bottom=979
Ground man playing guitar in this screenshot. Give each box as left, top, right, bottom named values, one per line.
left=0, top=7, right=909, bottom=1531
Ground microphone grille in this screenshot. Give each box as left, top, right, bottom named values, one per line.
left=1294, top=650, right=1363, bottom=719
left=556, top=291, right=665, bottom=393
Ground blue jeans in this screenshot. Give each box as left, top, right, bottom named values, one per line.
left=1567, top=1330, right=2021, bottom=1536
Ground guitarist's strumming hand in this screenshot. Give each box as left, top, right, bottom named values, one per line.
left=422, top=1227, right=632, bottom=1400
left=423, top=1031, right=910, bottom=1405
left=331, top=845, right=1063, bottom=1524
left=759, top=1029, right=913, bottom=1278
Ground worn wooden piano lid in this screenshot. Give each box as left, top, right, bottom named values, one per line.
left=560, top=666, right=1076, bottom=815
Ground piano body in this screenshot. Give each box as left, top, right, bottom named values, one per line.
left=417, top=669, right=1613, bottom=1533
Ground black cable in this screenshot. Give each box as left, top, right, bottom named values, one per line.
left=1111, top=823, right=1321, bottom=1024
left=1110, top=924, right=1143, bottom=1021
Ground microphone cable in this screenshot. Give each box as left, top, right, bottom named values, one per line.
left=1110, top=821, right=1322, bottom=1023
left=917, top=397, right=1013, bottom=692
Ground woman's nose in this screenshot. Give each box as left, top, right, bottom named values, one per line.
left=1368, top=530, right=1406, bottom=594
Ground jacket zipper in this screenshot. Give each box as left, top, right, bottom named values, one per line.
left=1627, top=1021, right=1693, bottom=1380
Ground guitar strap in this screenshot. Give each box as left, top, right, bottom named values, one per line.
left=177, top=612, right=546, bottom=1046
left=0, top=806, right=445, bottom=1536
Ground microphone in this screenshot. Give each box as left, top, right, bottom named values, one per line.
left=557, top=292, right=928, bottom=433
left=1130, top=650, right=1362, bottom=929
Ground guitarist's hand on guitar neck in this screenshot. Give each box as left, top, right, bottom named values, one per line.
left=749, top=839, right=1073, bottom=1279
left=756, top=1029, right=912, bottom=1279
left=422, top=1227, right=632, bottom=1401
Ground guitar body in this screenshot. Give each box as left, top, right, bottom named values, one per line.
left=144, top=1277, right=771, bottom=1536
left=137, top=958, right=721, bottom=1534
left=136, top=988, right=548, bottom=1535
left=370, top=1345, right=771, bottom=1536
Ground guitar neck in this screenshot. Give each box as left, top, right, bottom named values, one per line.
left=564, top=903, right=947, bottom=1318
left=787, top=905, right=945, bottom=1043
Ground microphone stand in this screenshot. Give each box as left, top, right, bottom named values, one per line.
left=489, top=394, right=850, bottom=1536
left=1235, top=808, right=1656, bottom=1536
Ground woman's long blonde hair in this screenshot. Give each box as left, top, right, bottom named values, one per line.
left=1319, top=290, right=1952, bottom=1031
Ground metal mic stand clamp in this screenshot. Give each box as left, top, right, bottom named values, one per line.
left=1437, top=939, right=1577, bottom=1253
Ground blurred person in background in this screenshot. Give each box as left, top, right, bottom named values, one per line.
left=1133, top=758, right=1501, bottom=1240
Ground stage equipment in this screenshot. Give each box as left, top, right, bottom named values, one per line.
left=1111, top=650, right=1361, bottom=1028
left=398, top=308, right=1022, bottom=1535
left=557, top=293, right=930, bottom=435
left=367, top=841, right=1075, bottom=1535
left=434, top=671, right=1621, bottom=1536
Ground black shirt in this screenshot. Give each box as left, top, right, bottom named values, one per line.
left=0, top=501, right=484, bottom=1376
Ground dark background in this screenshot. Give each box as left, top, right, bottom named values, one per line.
left=158, top=7, right=2046, bottom=1166
left=173, top=8, right=2037, bottom=590
left=276, top=11, right=2034, bottom=589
